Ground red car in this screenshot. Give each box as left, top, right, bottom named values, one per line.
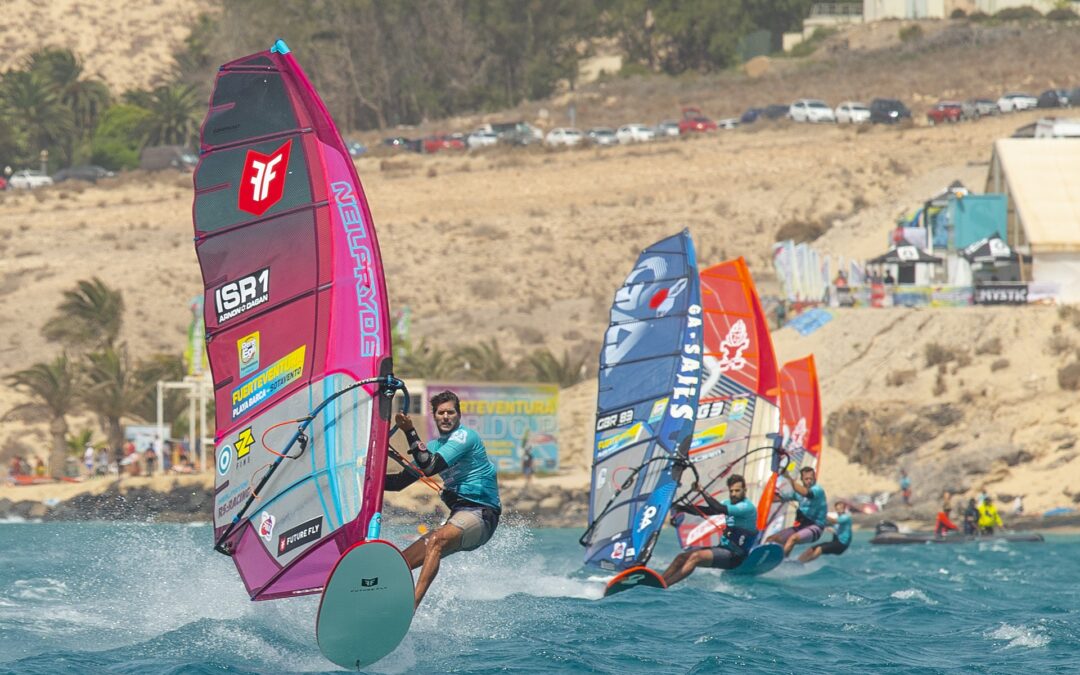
left=926, top=101, right=963, bottom=125
left=422, top=134, right=466, bottom=154
left=678, top=107, right=717, bottom=134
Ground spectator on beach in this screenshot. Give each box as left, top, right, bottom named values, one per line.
left=113, top=445, right=125, bottom=480
left=522, top=447, right=534, bottom=491
left=899, top=470, right=912, bottom=506
left=145, top=447, right=157, bottom=477
left=83, top=443, right=95, bottom=477
left=1011, top=495, right=1024, bottom=515
left=883, top=269, right=896, bottom=285
left=95, top=448, right=109, bottom=476
left=33, top=457, right=45, bottom=477
left=833, top=270, right=848, bottom=288
left=9, top=455, right=22, bottom=477
left=962, top=498, right=978, bottom=535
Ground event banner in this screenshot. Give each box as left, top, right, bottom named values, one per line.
left=974, top=283, right=1028, bottom=305
left=424, top=382, right=559, bottom=474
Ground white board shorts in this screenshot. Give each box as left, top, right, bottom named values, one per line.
left=445, top=506, right=500, bottom=553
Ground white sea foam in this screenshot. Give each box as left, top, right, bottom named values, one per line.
left=890, top=588, right=937, bottom=605
left=985, top=623, right=1050, bottom=649
left=13, top=577, right=69, bottom=600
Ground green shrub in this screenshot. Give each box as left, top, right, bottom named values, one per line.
left=899, top=24, right=924, bottom=42
left=90, top=104, right=151, bottom=170
left=950, top=8, right=967, bottom=18
left=1047, top=7, right=1078, bottom=20
left=968, top=10, right=991, bottom=21
left=995, top=6, right=1042, bottom=20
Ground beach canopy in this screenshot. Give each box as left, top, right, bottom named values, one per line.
left=868, top=245, right=943, bottom=265
left=961, top=234, right=1031, bottom=264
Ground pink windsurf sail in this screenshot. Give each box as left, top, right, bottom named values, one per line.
left=674, top=257, right=781, bottom=549
left=193, top=40, right=396, bottom=600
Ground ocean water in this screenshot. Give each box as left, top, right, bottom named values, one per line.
left=1, top=520, right=1076, bottom=674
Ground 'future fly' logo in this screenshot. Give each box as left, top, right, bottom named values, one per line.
left=238, top=140, right=292, bottom=216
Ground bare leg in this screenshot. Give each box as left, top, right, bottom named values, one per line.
left=798, top=546, right=822, bottom=564
left=412, top=523, right=464, bottom=608
left=783, top=532, right=799, bottom=557
left=661, top=550, right=711, bottom=587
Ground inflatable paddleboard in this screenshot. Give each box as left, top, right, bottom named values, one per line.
left=728, top=543, right=785, bottom=576
left=316, top=540, right=415, bottom=669
left=603, top=566, right=667, bottom=597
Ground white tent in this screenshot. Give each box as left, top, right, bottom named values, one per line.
left=987, top=139, right=1080, bottom=303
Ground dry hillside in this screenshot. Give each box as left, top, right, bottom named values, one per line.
left=2, top=13, right=1079, bottom=515
left=3, top=109, right=1076, bottom=514
left=0, top=0, right=214, bottom=92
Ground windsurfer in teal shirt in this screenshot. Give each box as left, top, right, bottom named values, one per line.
left=660, top=474, right=758, bottom=586
left=799, top=501, right=852, bottom=562
left=766, top=466, right=828, bottom=557
left=384, top=390, right=501, bottom=607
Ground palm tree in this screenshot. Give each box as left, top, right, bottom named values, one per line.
left=396, top=338, right=460, bottom=379
left=42, top=277, right=124, bottom=350
left=525, top=347, right=590, bottom=387
left=0, top=70, right=75, bottom=167
left=134, top=83, right=202, bottom=147
left=131, top=353, right=187, bottom=425
left=80, top=345, right=148, bottom=454
left=453, top=339, right=516, bottom=382
left=6, top=355, right=78, bottom=477
left=27, top=48, right=111, bottom=155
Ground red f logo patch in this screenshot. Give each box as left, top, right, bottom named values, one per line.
left=238, top=140, right=292, bottom=216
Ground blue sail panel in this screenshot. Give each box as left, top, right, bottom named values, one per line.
left=582, top=230, right=703, bottom=571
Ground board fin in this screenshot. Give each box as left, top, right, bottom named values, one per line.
left=316, top=541, right=414, bottom=669
left=603, top=565, right=667, bottom=597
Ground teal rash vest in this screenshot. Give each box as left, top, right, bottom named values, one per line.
left=429, top=426, right=501, bottom=512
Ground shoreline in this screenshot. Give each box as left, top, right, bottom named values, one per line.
left=2, top=475, right=1078, bottom=533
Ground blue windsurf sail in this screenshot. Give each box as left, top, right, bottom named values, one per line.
left=581, top=230, right=703, bottom=571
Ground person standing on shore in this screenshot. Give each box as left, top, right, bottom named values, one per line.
left=899, top=470, right=912, bottom=506
left=962, top=498, right=978, bottom=535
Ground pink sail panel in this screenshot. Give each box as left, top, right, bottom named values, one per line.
left=194, top=41, right=392, bottom=600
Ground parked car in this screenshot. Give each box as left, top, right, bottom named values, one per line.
left=717, top=117, right=739, bottom=130
left=484, top=121, right=543, bottom=145
left=997, top=92, right=1038, bottom=113
left=616, top=124, right=656, bottom=143
left=52, top=165, right=115, bottom=183
left=466, top=130, right=499, bottom=149
left=869, top=98, right=912, bottom=124
left=0, top=176, right=6, bottom=190
left=382, top=136, right=422, bottom=153
left=926, top=101, right=964, bottom=125
left=1037, top=88, right=1072, bottom=109
left=345, top=140, right=367, bottom=157
left=835, top=101, right=871, bottom=124
left=423, top=134, right=466, bottom=154
left=789, top=99, right=836, bottom=123
left=8, top=169, right=53, bottom=189
left=740, top=107, right=764, bottom=124
left=966, top=98, right=998, bottom=117
left=763, top=104, right=790, bottom=120
left=655, top=120, right=681, bottom=137
left=679, top=107, right=717, bottom=133
left=139, top=145, right=198, bottom=171
left=585, top=128, right=618, bottom=146
left=545, top=127, right=584, bottom=147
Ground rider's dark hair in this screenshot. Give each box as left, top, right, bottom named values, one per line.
left=429, top=390, right=460, bottom=414
left=727, top=474, right=746, bottom=488
left=800, top=466, right=816, bottom=476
